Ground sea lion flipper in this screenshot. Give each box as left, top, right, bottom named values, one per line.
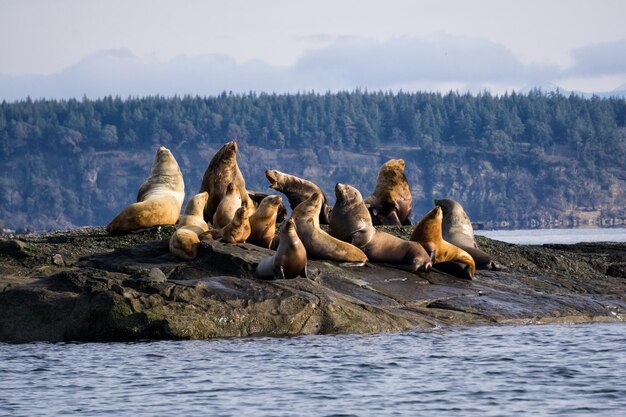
left=269, top=235, right=280, bottom=250
left=300, top=266, right=308, bottom=279
left=339, top=261, right=367, bottom=268
left=274, top=264, right=286, bottom=280
left=490, top=261, right=505, bottom=271
left=432, top=261, right=474, bottom=280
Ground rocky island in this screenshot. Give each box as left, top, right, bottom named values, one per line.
left=1, top=226, right=625, bottom=343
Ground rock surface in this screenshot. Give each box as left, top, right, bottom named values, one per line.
left=1, top=226, right=625, bottom=343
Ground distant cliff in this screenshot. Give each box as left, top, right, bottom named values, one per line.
left=1, top=91, right=625, bottom=231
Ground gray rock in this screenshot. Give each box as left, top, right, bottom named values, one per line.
left=0, top=226, right=625, bottom=343
left=52, top=254, right=65, bottom=266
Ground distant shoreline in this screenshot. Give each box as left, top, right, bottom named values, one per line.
left=476, top=227, right=626, bottom=245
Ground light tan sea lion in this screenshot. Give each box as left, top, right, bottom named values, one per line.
left=410, top=205, right=476, bottom=279
left=364, top=159, right=412, bottom=226
left=218, top=203, right=251, bottom=244
left=265, top=169, right=332, bottom=224
left=248, top=195, right=282, bottom=248
left=329, top=183, right=431, bottom=272
left=169, top=192, right=210, bottom=260
left=256, top=217, right=308, bottom=280
left=199, top=141, right=254, bottom=223
left=107, top=146, right=185, bottom=235
left=212, top=182, right=242, bottom=228
left=435, top=198, right=501, bottom=271
left=292, top=192, right=368, bottom=264
left=248, top=190, right=288, bottom=223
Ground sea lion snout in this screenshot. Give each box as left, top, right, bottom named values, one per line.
left=334, top=183, right=346, bottom=197
left=265, top=170, right=278, bottom=188
left=226, top=140, right=238, bottom=152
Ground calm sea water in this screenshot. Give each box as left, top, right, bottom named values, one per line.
left=1, top=229, right=625, bottom=417
left=1, top=324, right=625, bottom=417
left=476, top=227, right=626, bottom=245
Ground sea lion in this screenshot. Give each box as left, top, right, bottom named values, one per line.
left=248, top=190, right=288, bottom=223
left=329, top=183, right=431, bottom=272
left=107, top=146, right=185, bottom=235
left=435, top=198, right=501, bottom=270
left=212, top=182, right=242, bottom=228
left=364, top=159, right=412, bottom=226
left=256, top=217, right=308, bottom=280
left=199, top=141, right=255, bottom=223
left=248, top=195, right=282, bottom=248
left=292, top=192, right=368, bottom=264
left=265, top=169, right=332, bottom=224
left=410, top=206, right=476, bottom=279
left=218, top=202, right=251, bottom=244
left=169, top=192, right=210, bottom=260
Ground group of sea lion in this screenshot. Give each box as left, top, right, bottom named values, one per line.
left=106, top=142, right=500, bottom=280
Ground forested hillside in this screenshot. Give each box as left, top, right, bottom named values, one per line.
left=1, top=90, right=625, bottom=231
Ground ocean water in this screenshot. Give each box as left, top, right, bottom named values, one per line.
left=1, top=323, right=625, bottom=417
left=476, top=227, right=626, bottom=245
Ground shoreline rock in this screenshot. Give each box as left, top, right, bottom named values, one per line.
left=1, top=226, right=625, bottom=343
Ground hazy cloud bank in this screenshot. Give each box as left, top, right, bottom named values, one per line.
left=1, top=36, right=625, bottom=101
left=567, top=39, right=626, bottom=77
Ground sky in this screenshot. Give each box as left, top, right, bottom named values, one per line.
left=1, top=0, right=626, bottom=101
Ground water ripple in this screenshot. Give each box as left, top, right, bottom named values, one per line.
left=1, top=323, right=626, bottom=416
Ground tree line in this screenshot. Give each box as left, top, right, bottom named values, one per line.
left=0, top=90, right=625, bottom=231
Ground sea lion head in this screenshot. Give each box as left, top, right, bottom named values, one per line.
left=232, top=203, right=249, bottom=224
left=382, top=158, right=405, bottom=171
left=185, top=192, right=209, bottom=215
left=260, top=194, right=283, bottom=209
left=151, top=146, right=181, bottom=176
left=265, top=170, right=285, bottom=190
left=378, top=158, right=406, bottom=183
left=334, top=183, right=363, bottom=205
left=215, top=141, right=238, bottom=164
left=225, top=182, right=238, bottom=195
left=431, top=205, right=443, bottom=220
left=434, top=198, right=462, bottom=216
left=294, top=192, right=323, bottom=222
left=434, top=198, right=472, bottom=228
left=280, top=216, right=297, bottom=237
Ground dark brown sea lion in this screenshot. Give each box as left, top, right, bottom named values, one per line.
left=199, top=141, right=255, bottom=223
left=364, top=159, right=412, bottom=226
left=265, top=169, right=332, bottom=224
left=292, top=192, right=368, bottom=264
left=435, top=198, right=501, bottom=271
left=248, top=195, right=282, bottom=248
left=256, top=217, right=308, bottom=280
left=329, top=183, right=431, bottom=272
left=410, top=205, right=476, bottom=279
left=169, top=192, right=210, bottom=260
left=107, top=146, right=185, bottom=235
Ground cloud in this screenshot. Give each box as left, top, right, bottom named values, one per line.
left=295, top=35, right=559, bottom=89
left=567, top=39, right=626, bottom=77
left=0, top=36, right=568, bottom=101
left=0, top=49, right=296, bottom=100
